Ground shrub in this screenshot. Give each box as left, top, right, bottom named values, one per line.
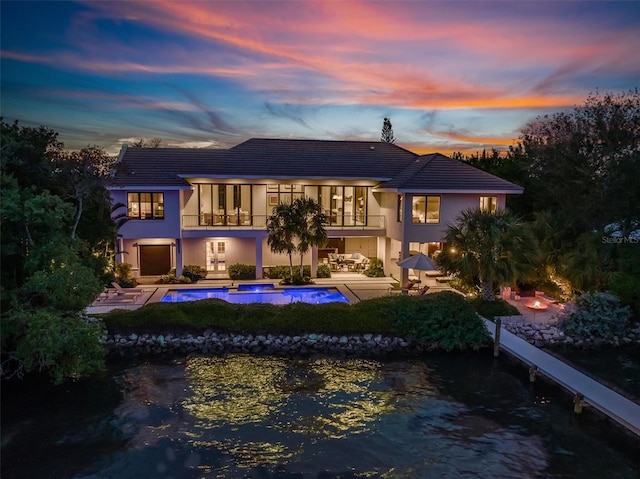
left=316, top=264, right=331, bottom=278
left=115, top=262, right=138, bottom=288
left=468, top=298, right=519, bottom=319
left=267, top=265, right=311, bottom=279
left=386, top=291, right=490, bottom=351
left=182, top=264, right=207, bottom=282
left=2, top=308, right=105, bottom=384
left=97, top=292, right=490, bottom=351
left=229, top=263, right=256, bottom=280
left=178, top=275, right=192, bottom=284
left=557, top=291, right=632, bottom=340
left=363, top=258, right=385, bottom=277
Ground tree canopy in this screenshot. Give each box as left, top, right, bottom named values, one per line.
left=436, top=208, right=538, bottom=301
left=1, top=120, right=117, bottom=383
left=452, top=90, right=640, bottom=309
left=266, top=197, right=327, bottom=279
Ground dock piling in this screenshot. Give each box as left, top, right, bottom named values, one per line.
left=493, top=318, right=502, bottom=357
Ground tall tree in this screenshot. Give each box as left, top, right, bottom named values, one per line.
left=294, top=197, right=328, bottom=276
left=437, top=208, right=538, bottom=300
left=0, top=121, right=114, bottom=383
left=519, top=89, right=640, bottom=235
left=266, top=197, right=327, bottom=278
left=381, top=117, right=395, bottom=143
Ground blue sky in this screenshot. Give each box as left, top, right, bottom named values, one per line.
left=1, top=1, right=638, bottom=155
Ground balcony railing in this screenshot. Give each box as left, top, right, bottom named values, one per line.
left=182, top=215, right=385, bottom=230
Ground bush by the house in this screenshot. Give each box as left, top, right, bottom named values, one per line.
left=363, top=258, right=385, bottom=277
left=557, top=291, right=632, bottom=340
left=316, top=264, right=331, bottom=278
left=266, top=265, right=311, bottom=279
left=115, top=262, right=138, bottom=288
left=228, top=263, right=256, bottom=280
left=182, top=265, right=207, bottom=282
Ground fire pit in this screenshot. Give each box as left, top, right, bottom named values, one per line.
left=525, top=300, right=548, bottom=311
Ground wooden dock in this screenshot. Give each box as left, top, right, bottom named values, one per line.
left=483, top=318, right=640, bottom=436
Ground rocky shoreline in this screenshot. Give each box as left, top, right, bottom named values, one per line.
left=498, top=315, right=640, bottom=349
left=103, top=331, right=429, bottom=357
left=97, top=317, right=640, bottom=358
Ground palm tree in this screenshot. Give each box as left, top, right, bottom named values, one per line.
left=266, top=202, right=298, bottom=276
left=437, top=208, right=538, bottom=300
left=266, top=197, right=328, bottom=279
left=294, top=197, right=328, bottom=277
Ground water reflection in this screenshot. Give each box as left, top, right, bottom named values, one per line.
left=3, top=354, right=638, bottom=479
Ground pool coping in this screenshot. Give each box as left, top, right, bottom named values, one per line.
left=86, top=278, right=389, bottom=314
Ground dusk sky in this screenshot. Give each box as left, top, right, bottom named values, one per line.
left=1, top=1, right=638, bottom=156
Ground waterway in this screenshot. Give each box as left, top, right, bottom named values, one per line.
left=2, top=353, right=638, bottom=478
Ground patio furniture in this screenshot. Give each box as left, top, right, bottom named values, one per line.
left=111, top=282, right=144, bottom=299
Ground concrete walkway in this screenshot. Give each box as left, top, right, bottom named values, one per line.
left=484, top=318, right=640, bottom=436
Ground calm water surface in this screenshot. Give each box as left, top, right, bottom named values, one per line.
left=2, top=353, right=638, bottom=478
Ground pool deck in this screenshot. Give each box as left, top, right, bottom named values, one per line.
left=85, top=273, right=406, bottom=314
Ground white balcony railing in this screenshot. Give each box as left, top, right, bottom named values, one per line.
left=182, top=215, right=385, bottom=230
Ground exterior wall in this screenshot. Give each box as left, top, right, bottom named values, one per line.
left=182, top=188, right=199, bottom=218
left=402, top=193, right=506, bottom=243
left=113, top=190, right=182, bottom=239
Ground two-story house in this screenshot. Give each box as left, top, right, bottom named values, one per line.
left=108, top=138, right=522, bottom=282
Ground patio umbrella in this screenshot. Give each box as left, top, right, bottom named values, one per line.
left=396, top=253, right=438, bottom=282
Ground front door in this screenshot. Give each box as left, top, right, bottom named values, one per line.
left=206, top=241, right=227, bottom=273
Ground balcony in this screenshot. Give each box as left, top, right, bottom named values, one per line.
left=182, top=215, right=385, bottom=231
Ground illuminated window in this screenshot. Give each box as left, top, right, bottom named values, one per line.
left=480, top=196, right=498, bottom=213
left=412, top=196, right=440, bottom=224
left=397, top=195, right=403, bottom=222
left=128, top=192, right=164, bottom=220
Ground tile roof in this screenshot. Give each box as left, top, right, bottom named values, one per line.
left=381, top=153, right=524, bottom=193
left=109, top=139, right=523, bottom=194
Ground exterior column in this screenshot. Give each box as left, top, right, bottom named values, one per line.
left=175, top=238, right=183, bottom=277
left=311, top=246, right=318, bottom=278
left=255, top=237, right=263, bottom=279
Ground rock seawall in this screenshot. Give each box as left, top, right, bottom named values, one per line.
left=102, top=331, right=429, bottom=357
left=497, top=316, right=640, bottom=348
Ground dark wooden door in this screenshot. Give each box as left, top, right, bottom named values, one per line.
left=140, top=245, right=171, bottom=276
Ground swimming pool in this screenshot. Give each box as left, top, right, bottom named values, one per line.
left=160, top=286, right=350, bottom=305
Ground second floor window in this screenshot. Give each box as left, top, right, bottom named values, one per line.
left=128, top=192, right=164, bottom=220
left=480, top=196, right=498, bottom=213
left=412, top=195, right=440, bottom=224
left=397, top=195, right=403, bottom=222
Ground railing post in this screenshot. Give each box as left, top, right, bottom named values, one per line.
left=493, top=317, right=502, bottom=357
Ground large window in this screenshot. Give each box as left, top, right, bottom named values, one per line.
left=316, top=185, right=368, bottom=226
left=127, top=192, right=164, bottom=220
left=198, top=184, right=252, bottom=226
left=480, top=196, right=498, bottom=213
left=266, top=184, right=305, bottom=208
left=412, top=195, right=440, bottom=224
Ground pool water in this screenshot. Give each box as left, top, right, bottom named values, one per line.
left=160, top=287, right=349, bottom=305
